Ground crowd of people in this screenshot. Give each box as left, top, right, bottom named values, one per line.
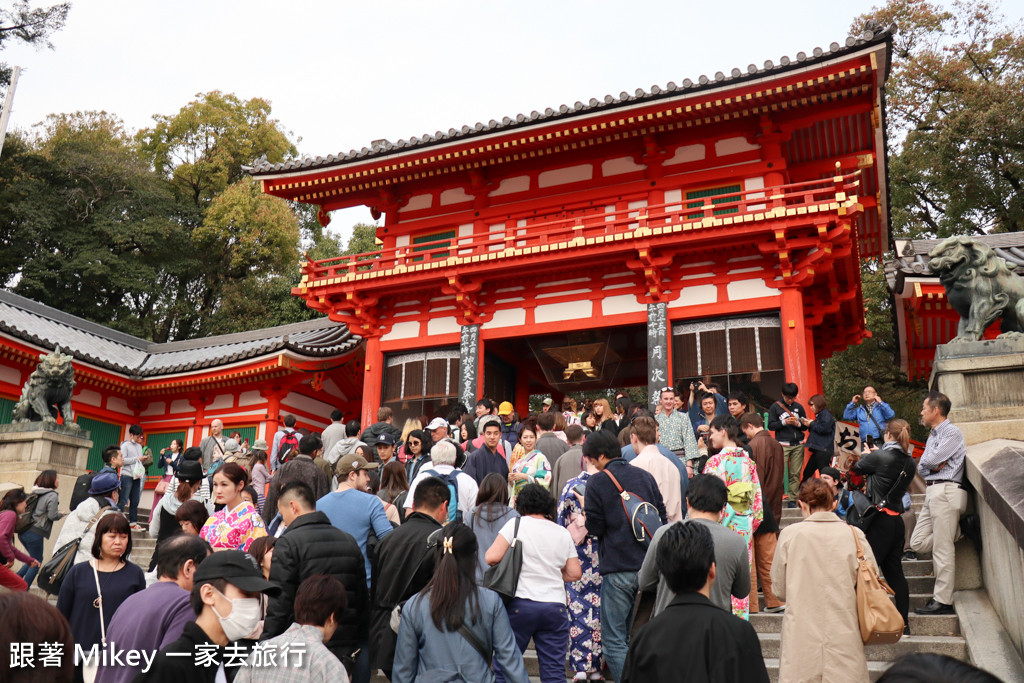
left=0, top=383, right=987, bottom=683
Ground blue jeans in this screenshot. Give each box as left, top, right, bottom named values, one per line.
left=601, top=571, right=639, bottom=682
left=16, top=530, right=44, bottom=587
left=498, top=598, right=569, bottom=683
left=119, top=474, right=142, bottom=523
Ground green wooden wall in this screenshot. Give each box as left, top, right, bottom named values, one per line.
left=77, top=416, right=124, bottom=472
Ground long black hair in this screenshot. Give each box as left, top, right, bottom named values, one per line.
left=425, top=522, right=480, bottom=631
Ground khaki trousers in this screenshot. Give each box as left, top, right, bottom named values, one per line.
left=782, top=444, right=805, bottom=499
left=909, top=482, right=968, bottom=604
left=750, top=531, right=782, bottom=611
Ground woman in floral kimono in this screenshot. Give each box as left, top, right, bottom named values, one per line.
left=508, top=423, right=551, bottom=500
left=557, top=464, right=603, bottom=682
left=703, top=415, right=763, bottom=619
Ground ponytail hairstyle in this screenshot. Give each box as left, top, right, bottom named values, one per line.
left=425, top=522, right=480, bottom=632
left=176, top=478, right=201, bottom=503
left=886, top=418, right=911, bottom=455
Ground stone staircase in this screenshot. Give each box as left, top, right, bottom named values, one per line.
left=759, top=493, right=967, bottom=681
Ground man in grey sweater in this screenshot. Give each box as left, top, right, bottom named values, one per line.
left=639, top=474, right=750, bottom=615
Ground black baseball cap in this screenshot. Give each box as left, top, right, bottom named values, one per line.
left=193, top=550, right=280, bottom=595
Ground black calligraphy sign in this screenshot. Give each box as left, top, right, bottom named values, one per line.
left=647, top=303, right=669, bottom=408
left=459, top=324, right=480, bottom=410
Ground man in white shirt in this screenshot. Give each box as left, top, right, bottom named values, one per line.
left=630, top=416, right=683, bottom=522
left=405, top=440, right=478, bottom=522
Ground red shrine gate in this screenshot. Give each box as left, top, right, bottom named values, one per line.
left=252, top=29, right=894, bottom=425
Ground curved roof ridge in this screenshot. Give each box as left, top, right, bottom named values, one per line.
left=248, top=25, right=895, bottom=177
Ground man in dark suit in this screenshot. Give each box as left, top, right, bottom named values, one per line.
left=623, top=522, right=769, bottom=683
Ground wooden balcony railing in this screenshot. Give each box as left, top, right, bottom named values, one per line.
left=300, top=168, right=862, bottom=284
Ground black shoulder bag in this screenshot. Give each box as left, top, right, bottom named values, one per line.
left=848, top=469, right=907, bottom=533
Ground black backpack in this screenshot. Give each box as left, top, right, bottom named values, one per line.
left=70, top=472, right=98, bottom=511
left=15, top=493, right=40, bottom=533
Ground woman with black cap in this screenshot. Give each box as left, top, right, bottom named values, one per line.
left=147, top=460, right=207, bottom=572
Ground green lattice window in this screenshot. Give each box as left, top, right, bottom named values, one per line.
left=686, top=184, right=742, bottom=218
left=412, top=230, right=456, bottom=262
left=0, top=397, right=14, bottom=424
left=144, top=431, right=187, bottom=476
left=223, top=425, right=258, bottom=451
left=77, top=416, right=124, bottom=472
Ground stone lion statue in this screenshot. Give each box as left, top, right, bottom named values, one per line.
left=928, top=236, right=1024, bottom=343
left=12, top=346, right=81, bottom=429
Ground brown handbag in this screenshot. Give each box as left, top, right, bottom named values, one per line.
left=850, top=526, right=904, bottom=644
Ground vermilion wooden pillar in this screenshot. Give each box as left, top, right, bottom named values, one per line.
left=779, top=286, right=815, bottom=405
left=362, top=335, right=384, bottom=428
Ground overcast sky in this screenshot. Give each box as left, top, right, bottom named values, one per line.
left=5, top=0, right=1024, bottom=243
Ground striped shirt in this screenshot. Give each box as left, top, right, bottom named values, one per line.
left=918, top=419, right=966, bottom=484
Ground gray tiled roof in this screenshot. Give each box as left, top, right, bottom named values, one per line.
left=0, top=290, right=361, bottom=378
left=884, top=233, right=1024, bottom=292
left=248, top=24, right=894, bottom=177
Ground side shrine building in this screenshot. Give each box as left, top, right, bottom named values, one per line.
left=251, top=27, right=895, bottom=426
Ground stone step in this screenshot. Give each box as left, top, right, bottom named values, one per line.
left=903, top=559, right=933, bottom=577
left=757, top=633, right=967, bottom=662
left=749, top=613, right=960, bottom=637
left=764, top=658, right=891, bottom=682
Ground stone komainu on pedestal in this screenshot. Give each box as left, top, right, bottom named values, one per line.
left=928, top=236, right=1024, bottom=343
left=12, top=346, right=81, bottom=429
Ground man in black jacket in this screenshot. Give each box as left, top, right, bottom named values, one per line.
left=263, top=481, right=369, bottom=676
left=582, top=429, right=667, bottom=683
left=369, top=476, right=448, bottom=679
left=134, top=551, right=280, bottom=683
left=262, top=436, right=331, bottom=525
left=623, top=522, right=769, bottom=683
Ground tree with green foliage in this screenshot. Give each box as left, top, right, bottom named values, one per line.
left=0, top=112, right=182, bottom=339
left=854, top=0, right=1024, bottom=237
left=0, top=1, right=70, bottom=88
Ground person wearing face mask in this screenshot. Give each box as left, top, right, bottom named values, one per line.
left=134, top=550, right=281, bottom=683
left=235, top=575, right=351, bottom=683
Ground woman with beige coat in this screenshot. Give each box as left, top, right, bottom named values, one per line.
left=771, top=478, right=879, bottom=683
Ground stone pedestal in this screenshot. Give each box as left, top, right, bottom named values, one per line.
left=929, top=338, right=1024, bottom=446
left=0, top=422, right=92, bottom=564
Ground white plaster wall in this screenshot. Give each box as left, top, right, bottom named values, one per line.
left=396, top=235, right=410, bottom=248
left=727, top=279, right=779, bottom=300
left=107, top=397, right=131, bottom=415
left=427, top=316, right=462, bottom=336
left=238, top=390, right=262, bottom=406
left=440, top=187, right=472, bottom=205
left=602, top=294, right=648, bottom=315
left=209, top=394, right=234, bottom=411
left=665, top=144, right=705, bottom=165
left=75, top=389, right=103, bottom=407
left=141, top=401, right=166, bottom=417
left=170, top=399, right=192, bottom=414
left=664, top=189, right=683, bottom=212
left=669, top=285, right=718, bottom=308
left=535, top=301, right=591, bottom=323
left=281, top=393, right=334, bottom=425
left=716, top=137, right=760, bottom=156
left=205, top=410, right=266, bottom=420
left=401, top=194, right=432, bottom=212
left=485, top=308, right=527, bottom=328
left=383, top=321, right=421, bottom=341
left=745, top=176, right=766, bottom=210
left=538, top=164, right=593, bottom=188
left=602, top=157, right=645, bottom=176
left=0, top=364, right=21, bottom=385
left=490, top=175, right=530, bottom=197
